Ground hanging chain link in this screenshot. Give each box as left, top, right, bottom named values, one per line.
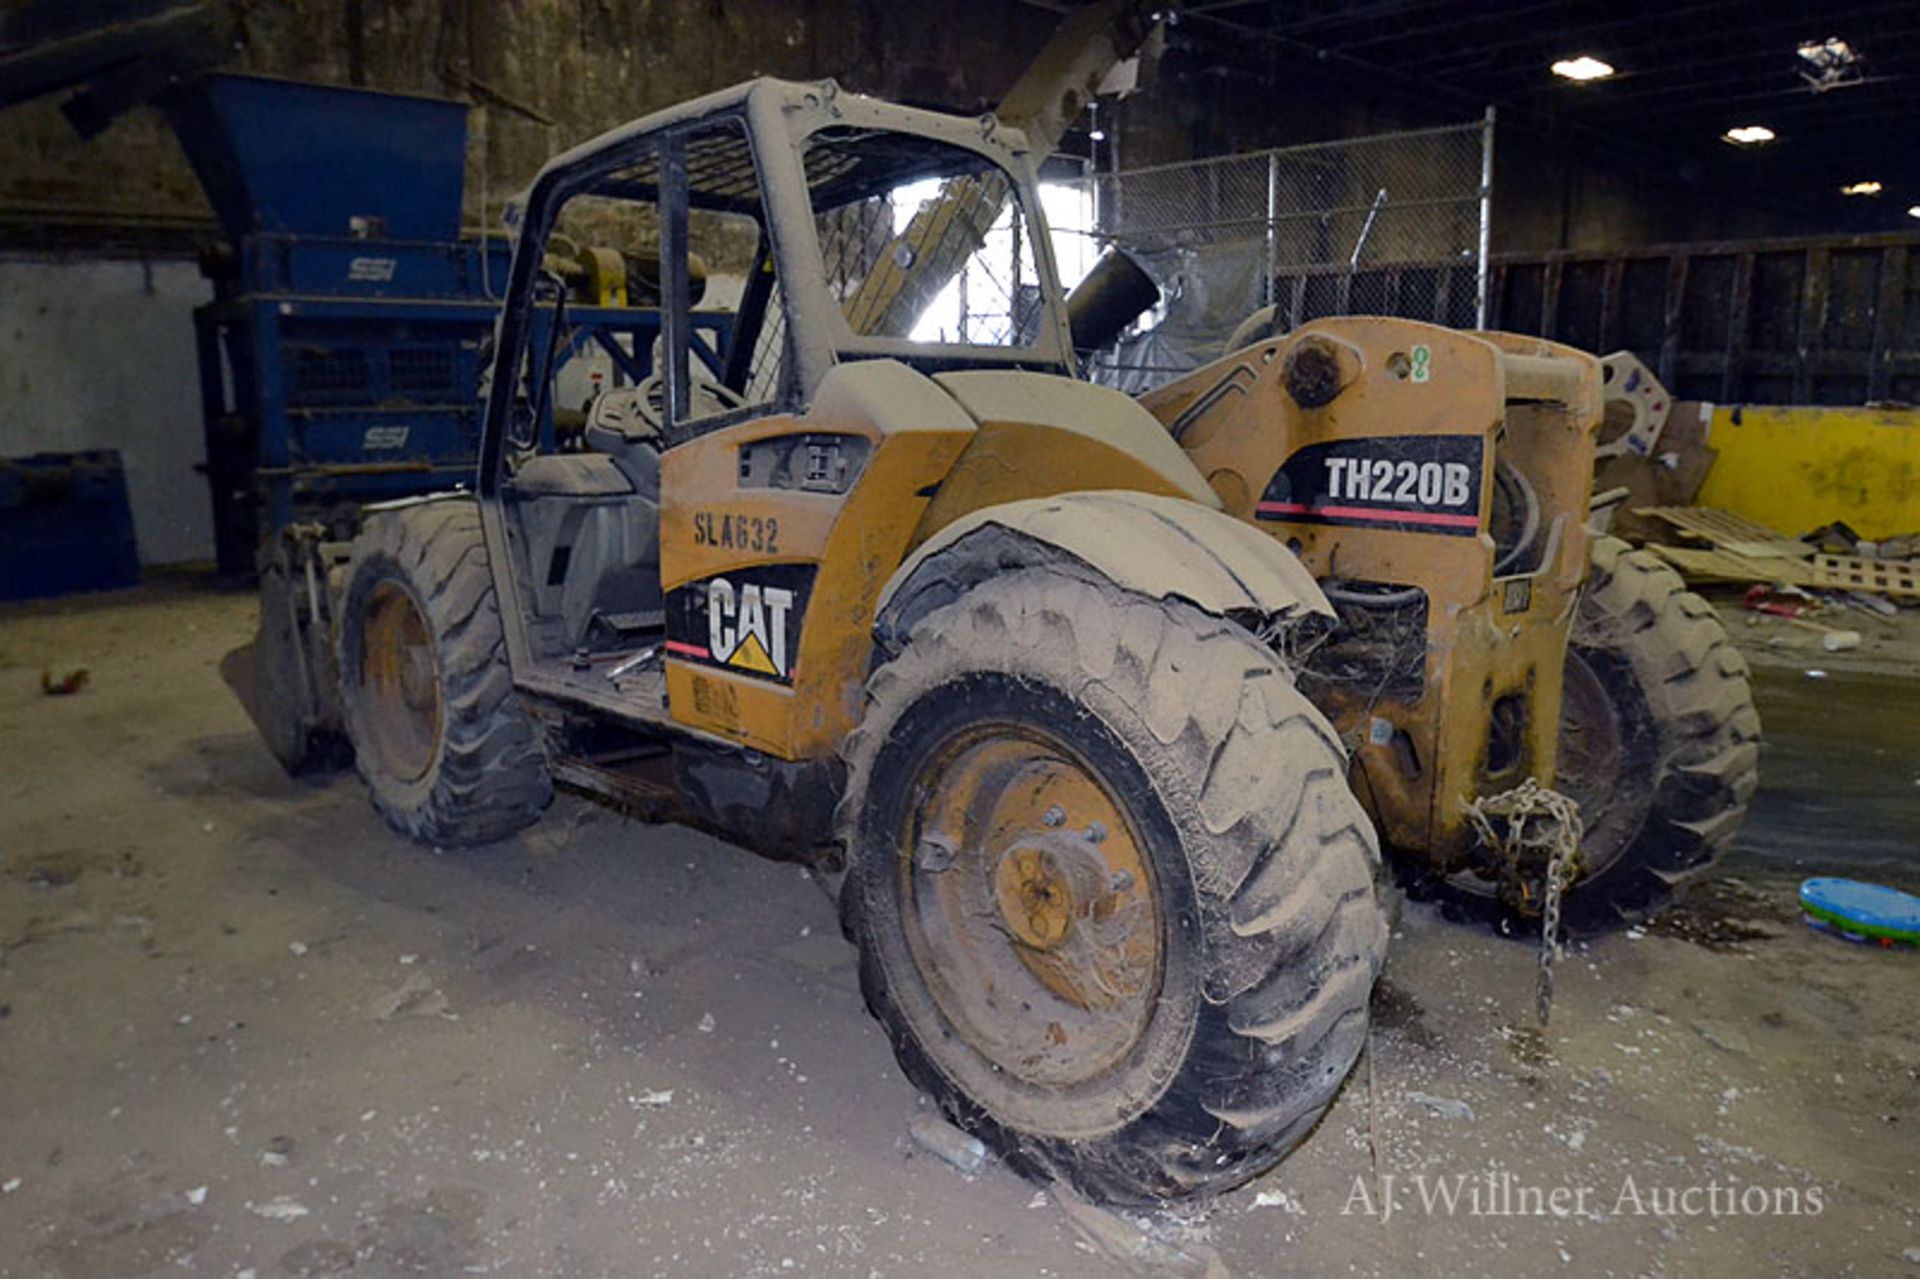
left=1467, top=777, right=1585, bottom=1026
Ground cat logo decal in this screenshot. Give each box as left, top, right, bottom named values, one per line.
left=664, top=566, right=815, bottom=685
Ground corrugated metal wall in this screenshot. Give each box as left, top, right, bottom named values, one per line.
left=1488, top=232, right=1918, bottom=406
left=1268, top=231, right=1920, bottom=407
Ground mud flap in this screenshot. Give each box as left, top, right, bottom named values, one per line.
left=227, top=551, right=350, bottom=776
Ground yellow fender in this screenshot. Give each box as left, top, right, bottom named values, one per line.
left=874, top=489, right=1333, bottom=653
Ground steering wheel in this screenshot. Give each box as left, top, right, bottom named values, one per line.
left=597, top=374, right=747, bottom=442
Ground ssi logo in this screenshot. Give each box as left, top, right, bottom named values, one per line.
left=665, top=565, right=816, bottom=686
left=347, top=256, right=398, bottom=283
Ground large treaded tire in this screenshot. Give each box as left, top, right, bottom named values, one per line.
left=839, top=569, right=1387, bottom=1205
left=337, top=500, right=551, bottom=847
left=1556, top=535, right=1761, bottom=928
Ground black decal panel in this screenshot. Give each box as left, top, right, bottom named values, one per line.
left=665, top=563, right=817, bottom=685
left=1258, top=435, right=1485, bottom=537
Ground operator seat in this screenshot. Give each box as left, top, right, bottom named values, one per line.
left=582, top=389, right=664, bottom=498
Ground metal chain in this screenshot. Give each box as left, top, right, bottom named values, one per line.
left=1466, top=777, right=1585, bottom=1026
left=1535, top=830, right=1580, bottom=1025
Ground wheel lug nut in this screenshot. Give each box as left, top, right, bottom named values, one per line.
left=1084, top=821, right=1107, bottom=843
left=1041, top=805, right=1066, bottom=828
left=1109, top=869, right=1134, bottom=893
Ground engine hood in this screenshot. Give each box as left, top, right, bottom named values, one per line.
left=932, top=370, right=1221, bottom=510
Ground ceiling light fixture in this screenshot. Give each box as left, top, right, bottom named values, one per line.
left=1723, top=125, right=1776, bottom=145
left=1797, top=37, right=1863, bottom=93
left=1841, top=180, right=1883, bottom=196
left=1550, top=55, right=1615, bottom=82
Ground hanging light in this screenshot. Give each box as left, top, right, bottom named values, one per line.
left=1796, top=37, right=1864, bottom=93
left=1723, top=125, right=1776, bottom=145
left=1550, top=55, right=1615, bottom=82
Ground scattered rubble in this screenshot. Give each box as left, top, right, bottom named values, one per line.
left=908, top=1115, right=987, bottom=1176
left=1405, top=1091, right=1476, bottom=1121
left=247, top=1196, right=310, bottom=1222
left=39, top=667, right=89, bottom=696
left=370, top=970, right=449, bottom=1021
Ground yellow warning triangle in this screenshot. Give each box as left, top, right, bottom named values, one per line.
left=728, top=630, right=779, bottom=676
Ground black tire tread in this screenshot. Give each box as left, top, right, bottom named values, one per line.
left=1568, top=535, right=1760, bottom=925
left=839, top=569, right=1386, bottom=1204
left=339, top=501, right=551, bottom=847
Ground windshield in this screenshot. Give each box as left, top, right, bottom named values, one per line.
left=801, top=128, right=1051, bottom=350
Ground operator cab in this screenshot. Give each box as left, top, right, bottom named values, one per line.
left=477, top=78, right=1075, bottom=721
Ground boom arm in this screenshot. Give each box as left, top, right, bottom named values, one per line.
left=838, top=0, right=1159, bottom=338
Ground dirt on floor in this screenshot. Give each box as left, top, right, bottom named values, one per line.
left=1712, top=591, right=1920, bottom=680
left=1, top=579, right=1916, bottom=1277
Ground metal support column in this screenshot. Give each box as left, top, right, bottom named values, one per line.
left=1477, top=106, right=1495, bottom=329
left=1265, top=152, right=1279, bottom=309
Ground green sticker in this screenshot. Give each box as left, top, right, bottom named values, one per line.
left=1411, top=344, right=1432, bottom=383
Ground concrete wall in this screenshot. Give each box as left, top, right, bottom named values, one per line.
left=0, top=256, right=213, bottom=565
left=0, top=0, right=1058, bottom=238
left=0, top=0, right=1059, bottom=566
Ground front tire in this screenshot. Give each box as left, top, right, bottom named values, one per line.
left=337, top=501, right=551, bottom=846
left=839, top=569, right=1386, bottom=1204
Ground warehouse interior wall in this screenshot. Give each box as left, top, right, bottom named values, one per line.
left=1107, top=34, right=1825, bottom=255
left=0, top=2, right=1820, bottom=268
left=0, top=0, right=1063, bottom=565
left=0, top=256, right=213, bottom=565
left=0, top=0, right=1062, bottom=241
left=0, top=1, right=1842, bottom=563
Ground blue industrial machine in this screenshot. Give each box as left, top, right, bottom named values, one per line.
left=169, top=74, right=726, bottom=575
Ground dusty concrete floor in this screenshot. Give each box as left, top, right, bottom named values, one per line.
left=1, top=581, right=1916, bottom=1278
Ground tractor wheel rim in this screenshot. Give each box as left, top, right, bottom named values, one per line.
left=360, top=580, right=442, bottom=783
left=901, top=726, right=1162, bottom=1091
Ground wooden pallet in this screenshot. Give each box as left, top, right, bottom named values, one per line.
left=1636, top=506, right=1812, bottom=559
left=1811, top=554, right=1920, bottom=600
left=1649, top=544, right=1815, bottom=586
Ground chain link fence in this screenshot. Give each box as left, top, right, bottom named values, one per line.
left=1050, top=114, right=1493, bottom=391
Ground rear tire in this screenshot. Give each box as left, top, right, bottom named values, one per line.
left=1553, top=535, right=1760, bottom=928
left=839, top=569, right=1386, bottom=1205
left=337, top=501, right=551, bottom=846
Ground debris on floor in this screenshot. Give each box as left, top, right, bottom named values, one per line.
left=38, top=666, right=88, bottom=696
left=1592, top=395, right=1718, bottom=544
left=1404, top=1090, right=1476, bottom=1122
left=1637, top=505, right=1920, bottom=599
left=246, top=1196, right=311, bottom=1223
left=909, top=1114, right=989, bottom=1176
left=2, top=582, right=1915, bottom=1274
left=1050, top=1182, right=1227, bottom=1278
left=1618, top=505, right=1920, bottom=672
left=368, top=970, right=449, bottom=1021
